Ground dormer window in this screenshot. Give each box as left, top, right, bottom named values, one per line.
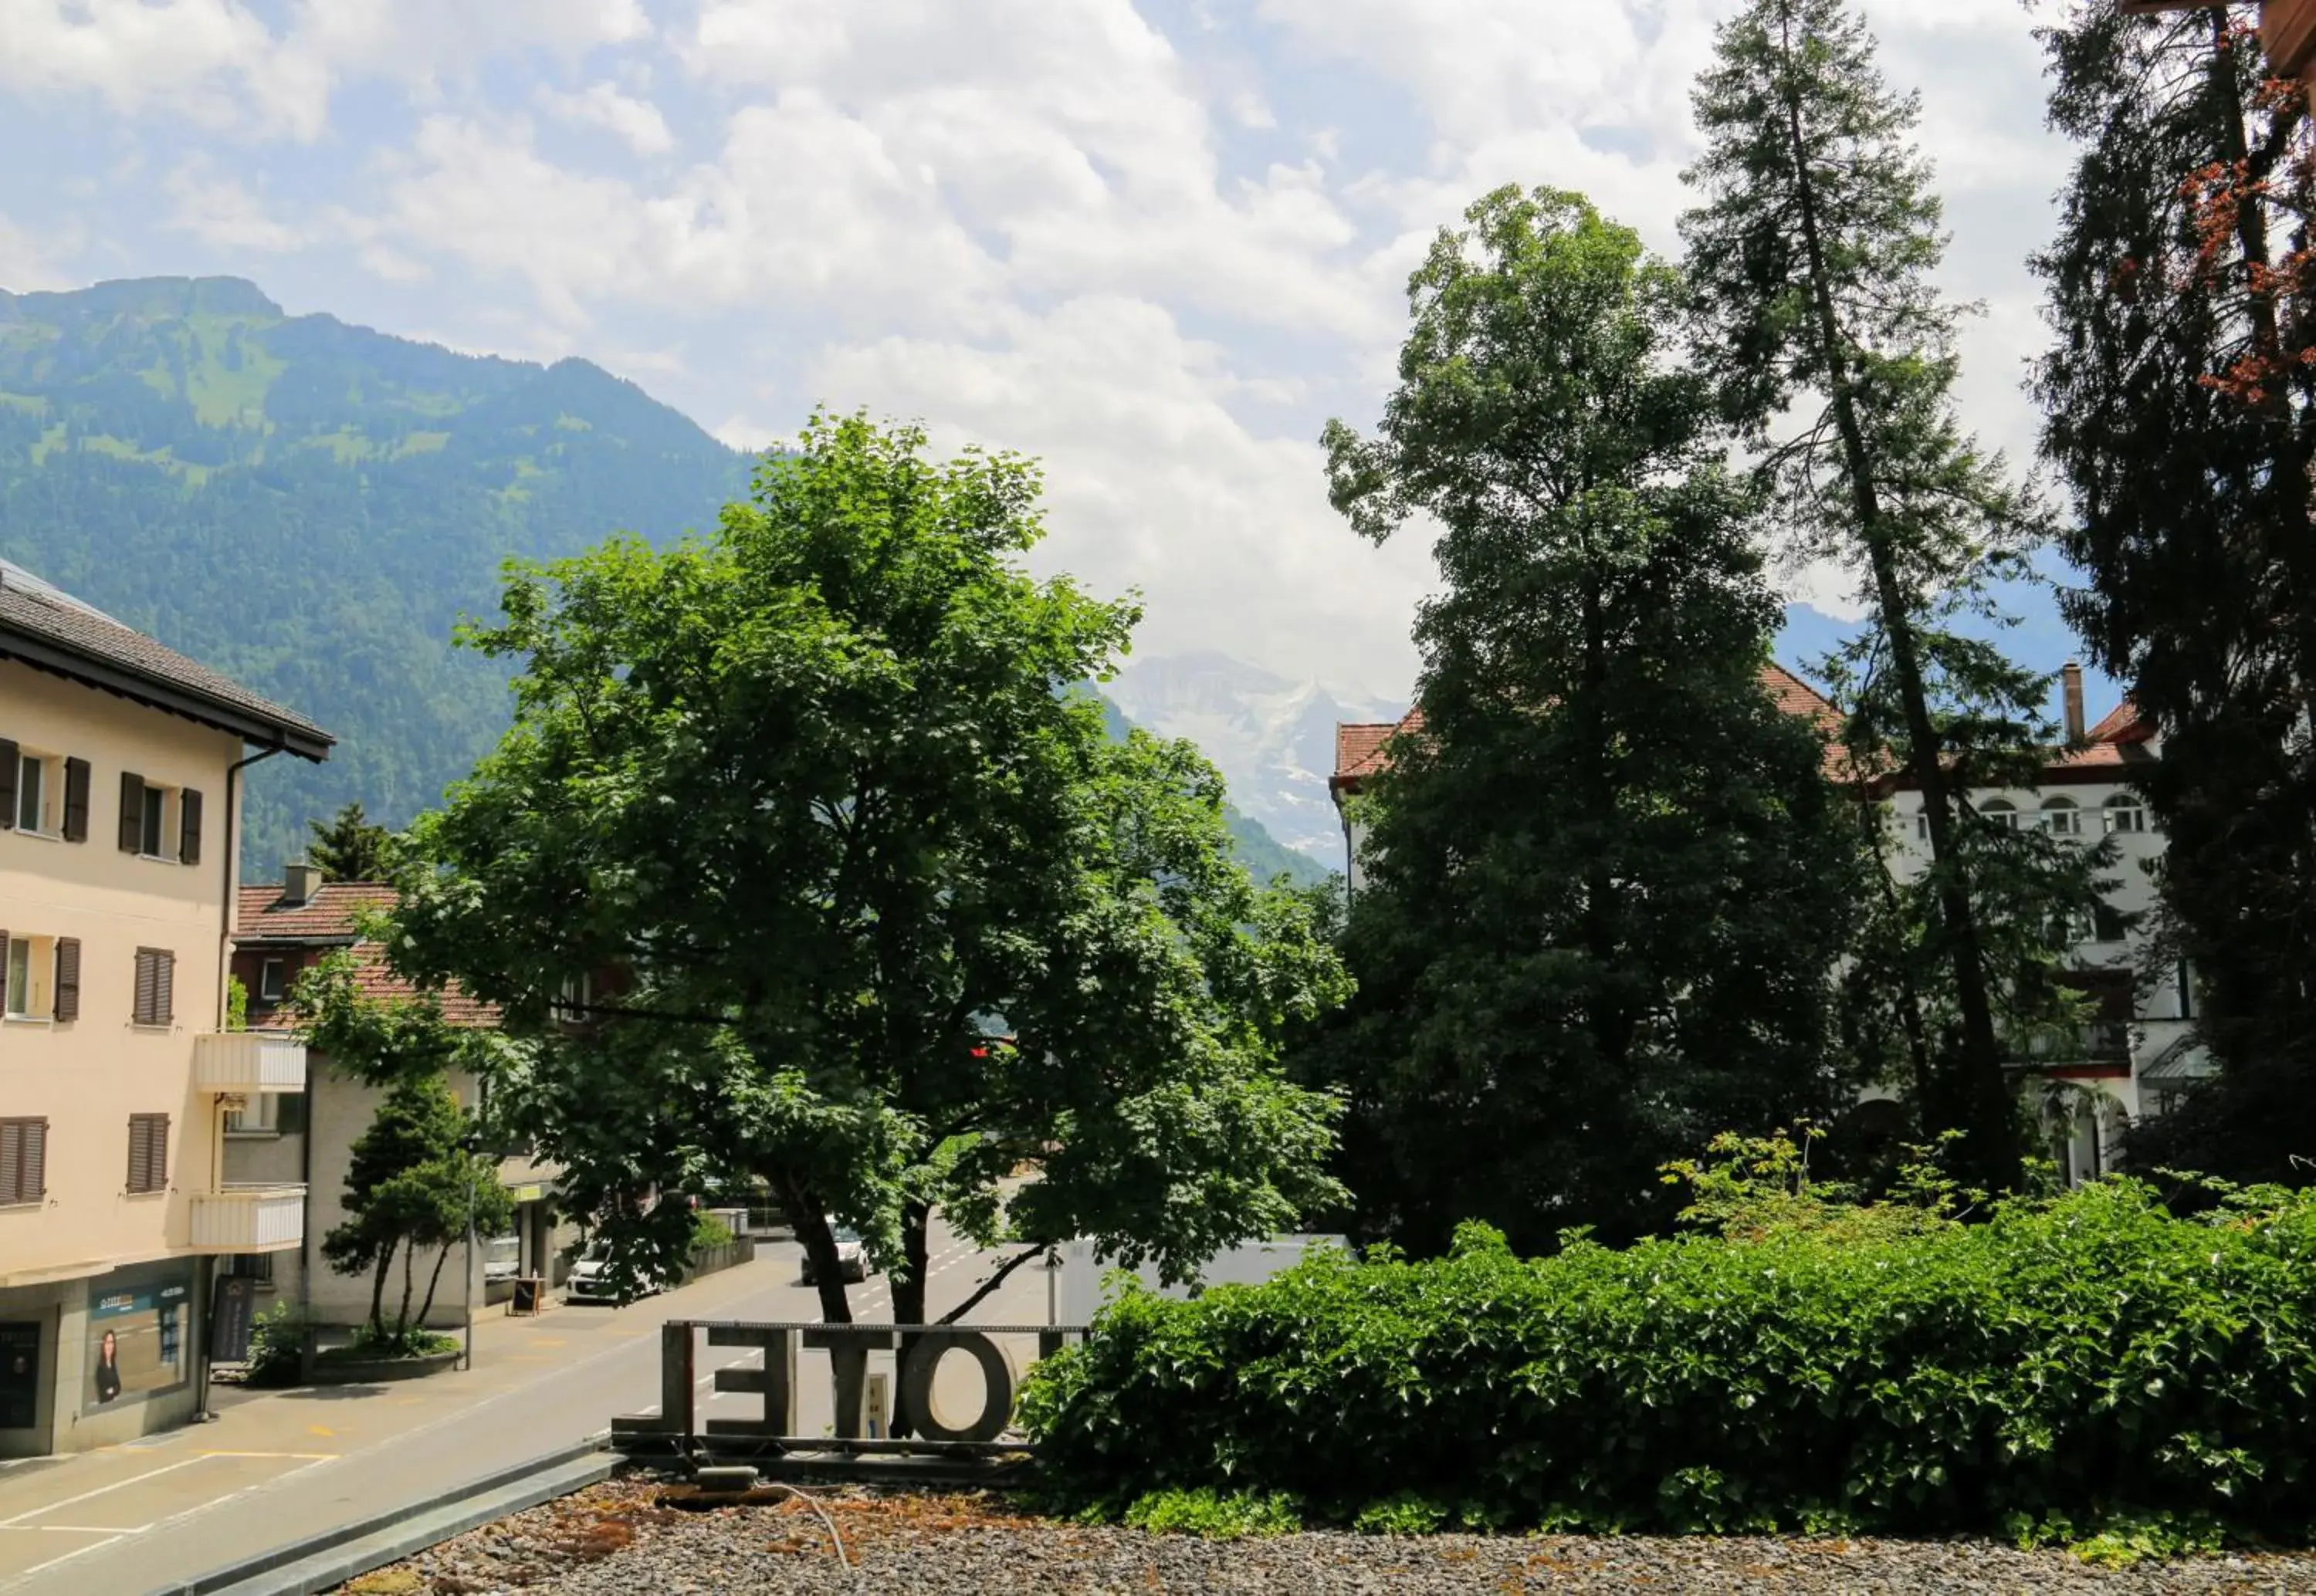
left=2103, top=794, right=2147, bottom=835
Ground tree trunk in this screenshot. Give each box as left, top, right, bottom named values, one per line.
left=397, top=1236, right=417, bottom=1334
left=889, top=1199, right=932, bottom=1327
left=417, top=1236, right=455, bottom=1328
left=369, top=1238, right=396, bottom=1336
left=1776, top=10, right=2018, bottom=1192
left=778, top=1168, right=853, bottom=1324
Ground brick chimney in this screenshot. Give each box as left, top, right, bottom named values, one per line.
left=2062, top=661, right=2086, bottom=744
left=282, top=861, right=323, bottom=907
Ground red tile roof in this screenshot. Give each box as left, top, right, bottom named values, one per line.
left=238, top=881, right=498, bottom=1030
left=1332, top=664, right=1861, bottom=792
left=235, top=881, right=398, bottom=942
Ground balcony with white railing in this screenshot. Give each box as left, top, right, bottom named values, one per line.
left=190, top=1185, right=306, bottom=1252
left=193, top=1031, right=307, bottom=1095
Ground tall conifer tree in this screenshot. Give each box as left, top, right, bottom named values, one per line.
left=2035, top=2, right=2316, bottom=1179
left=1681, top=0, right=2098, bottom=1193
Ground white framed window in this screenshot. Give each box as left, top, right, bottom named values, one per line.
left=1913, top=811, right=1930, bottom=841
left=2103, top=794, right=2147, bottom=834
left=4, top=933, right=55, bottom=1021
left=15, top=751, right=52, bottom=834
left=2038, top=797, right=2082, bottom=837
left=1979, top=799, right=2019, bottom=830
left=225, top=1094, right=279, bottom=1135
left=140, top=782, right=174, bottom=859
left=258, top=959, right=287, bottom=1002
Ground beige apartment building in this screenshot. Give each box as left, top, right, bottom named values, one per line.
left=0, top=560, right=330, bottom=1457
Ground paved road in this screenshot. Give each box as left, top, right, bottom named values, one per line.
left=0, top=1219, right=1047, bottom=1595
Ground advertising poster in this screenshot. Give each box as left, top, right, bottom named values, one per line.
left=86, top=1266, right=191, bottom=1408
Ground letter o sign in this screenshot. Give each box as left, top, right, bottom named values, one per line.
left=899, top=1331, right=1014, bottom=1444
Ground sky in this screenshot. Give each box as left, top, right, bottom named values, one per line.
left=0, top=0, right=2111, bottom=711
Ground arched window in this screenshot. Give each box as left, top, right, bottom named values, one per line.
left=2038, top=796, right=2081, bottom=837
left=2103, top=793, right=2146, bottom=834
left=1979, top=799, right=2019, bottom=830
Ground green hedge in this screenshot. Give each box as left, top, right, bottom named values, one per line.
left=1020, top=1180, right=2316, bottom=1539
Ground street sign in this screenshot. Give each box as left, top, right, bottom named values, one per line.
left=209, top=1274, right=258, bottom=1364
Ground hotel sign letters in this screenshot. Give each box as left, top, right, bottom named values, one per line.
left=622, top=1320, right=1089, bottom=1453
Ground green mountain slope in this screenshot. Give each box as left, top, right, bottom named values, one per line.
left=0, top=276, right=1322, bottom=886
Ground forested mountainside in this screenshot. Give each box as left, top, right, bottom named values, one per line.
left=0, top=276, right=1323, bottom=885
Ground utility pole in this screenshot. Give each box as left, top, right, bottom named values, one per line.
left=462, top=1131, right=479, bottom=1372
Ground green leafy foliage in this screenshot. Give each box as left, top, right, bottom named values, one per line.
left=296, top=953, right=516, bottom=1337
left=242, top=1301, right=313, bottom=1388
left=689, top=1210, right=736, bottom=1250
left=1024, top=1176, right=2316, bottom=1544
left=389, top=412, right=1350, bottom=1324
left=1309, top=185, right=1866, bottom=1252
left=1121, top=1488, right=1302, bottom=1539
left=307, top=801, right=395, bottom=884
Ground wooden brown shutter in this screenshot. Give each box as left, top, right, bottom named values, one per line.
left=133, top=949, right=158, bottom=1026
left=53, top=938, right=79, bottom=1022
left=180, top=789, right=203, bottom=867
left=156, top=951, right=174, bottom=1024
left=0, top=739, right=15, bottom=832
left=62, top=758, right=90, bottom=843
left=0, top=932, right=9, bottom=1016
left=127, top=1114, right=168, bottom=1194
left=1, top=1120, right=46, bottom=1205
left=119, top=773, right=145, bottom=853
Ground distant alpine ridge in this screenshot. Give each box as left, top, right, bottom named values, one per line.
left=1109, top=650, right=1407, bottom=873
left=0, top=276, right=1324, bottom=883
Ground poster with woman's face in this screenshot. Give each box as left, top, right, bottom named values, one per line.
left=86, top=1267, right=189, bottom=1408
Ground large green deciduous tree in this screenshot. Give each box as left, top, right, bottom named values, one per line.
left=388, top=413, right=1349, bottom=1324
left=1681, top=0, right=2099, bottom=1194
left=1310, top=187, right=1864, bottom=1253
left=2034, top=2, right=2316, bottom=1182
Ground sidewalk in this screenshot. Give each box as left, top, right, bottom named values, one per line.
left=0, top=1250, right=808, bottom=1593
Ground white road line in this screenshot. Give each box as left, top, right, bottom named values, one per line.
left=7, top=1533, right=123, bottom=1580
left=0, top=1458, right=213, bottom=1528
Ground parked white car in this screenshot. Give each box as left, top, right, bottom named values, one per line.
left=566, top=1239, right=669, bottom=1305
left=799, top=1225, right=870, bottom=1286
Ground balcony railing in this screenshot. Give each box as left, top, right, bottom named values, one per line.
left=190, top=1185, right=306, bottom=1252
left=193, top=1032, right=307, bottom=1095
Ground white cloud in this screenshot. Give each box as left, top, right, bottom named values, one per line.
left=0, top=0, right=2083, bottom=703
left=813, top=296, right=1434, bottom=692
left=537, top=80, right=675, bottom=154
left=0, top=0, right=652, bottom=137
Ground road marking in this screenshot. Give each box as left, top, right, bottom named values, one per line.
left=0, top=1458, right=212, bottom=1527
left=306, top=1425, right=334, bottom=1438
left=6, top=1530, right=123, bottom=1581
left=194, top=1452, right=335, bottom=1461
left=29, top=1526, right=137, bottom=1535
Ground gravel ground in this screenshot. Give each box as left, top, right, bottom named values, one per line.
left=334, top=1477, right=2316, bottom=1594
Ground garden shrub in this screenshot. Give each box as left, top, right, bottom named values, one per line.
left=243, top=1302, right=313, bottom=1387
left=1120, top=1488, right=1302, bottom=1539
left=1021, top=1165, right=2316, bottom=1542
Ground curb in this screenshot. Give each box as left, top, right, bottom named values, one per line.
left=147, top=1433, right=615, bottom=1596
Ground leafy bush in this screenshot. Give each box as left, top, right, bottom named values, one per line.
left=689, top=1211, right=736, bottom=1251
left=1122, top=1489, right=1301, bottom=1539
left=322, top=1322, right=461, bottom=1363
left=243, top=1302, right=313, bottom=1387
left=1023, top=1171, right=2316, bottom=1544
